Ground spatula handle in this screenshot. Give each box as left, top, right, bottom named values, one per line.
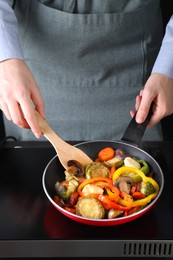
left=35, top=111, right=66, bottom=148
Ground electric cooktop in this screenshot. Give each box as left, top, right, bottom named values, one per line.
left=0, top=141, right=173, bottom=259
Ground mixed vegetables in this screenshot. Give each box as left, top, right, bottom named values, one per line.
left=54, top=147, right=159, bottom=219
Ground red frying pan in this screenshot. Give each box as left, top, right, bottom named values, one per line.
left=42, top=105, right=164, bottom=226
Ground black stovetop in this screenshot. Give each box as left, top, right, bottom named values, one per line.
left=0, top=141, right=173, bottom=259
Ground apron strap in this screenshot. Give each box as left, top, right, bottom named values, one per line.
left=12, top=0, right=17, bottom=9
left=0, top=112, right=18, bottom=144
left=0, top=111, right=6, bottom=145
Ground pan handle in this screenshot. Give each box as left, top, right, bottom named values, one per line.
left=121, top=103, right=154, bottom=147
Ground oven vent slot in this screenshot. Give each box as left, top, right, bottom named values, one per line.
left=123, top=242, right=173, bottom=257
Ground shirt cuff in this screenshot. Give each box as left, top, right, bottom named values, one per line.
left=0, top=33, right=24, bottom=62
left=152, top=43, right=173, bottom=79
left=152, top=15, right=173, bottom=79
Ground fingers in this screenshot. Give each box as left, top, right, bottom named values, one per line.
left=20, top=105, right=43, bottom=138
left=135, top=96, right=152, bottom=124
left=130, top=86, right=154, bottom=126
left=0, top=87, right=44, bottom=139
left=129, top=91, right=142, bottom=118
left=134, top=86, right=159, bottom=128
left=2, top=95, right=43, bottom=138
left=31, top=88, right=45, bottom=119
left=6, top=101, right=29, bottom=129
left=0, top=59, right=45, bottom=139
left=20, top=96, right=44, bottom=138
left=0, top=99, right=12, bottom=121
left=135, top=94, right=142, bottom=111
left=0, top=84, right=44, bottom=138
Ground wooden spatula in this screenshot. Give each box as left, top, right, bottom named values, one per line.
left=35, top=111, right=93, bottom=169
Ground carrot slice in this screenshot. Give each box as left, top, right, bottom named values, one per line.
left=126, top=206, right=141, bottom=216
left=95, top=157, right=101, bottom=162
left=110, top=165, right=116, bottom=179
left=70, top=191, right=79, bottom=206
left=64, top=206, right=76, bottom=214
left=98, top=147, right=115, bottom=161
left=130, top=183, right=137, bottom=195
left=132, top=191, right=146, bottom=200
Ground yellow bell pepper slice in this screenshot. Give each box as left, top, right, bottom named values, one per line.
left=113, top=166, right=159, bottom=207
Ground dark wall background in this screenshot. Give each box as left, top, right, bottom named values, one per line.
left=160, top=0, right=173, bottom=140
left=160, top=0, right=173, bottom=29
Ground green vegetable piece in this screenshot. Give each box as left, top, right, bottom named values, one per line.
left=137, top=160, right=150, bottom=175
left=104, top=156, right=124, bottom=168
left=67, top=179, right=79, bottom=195
left=55, top=181, right=68, bottom=201
left=122, top=172, right=142, bottom=183
left=85, top=162, right=110, bottom=179
left=85, top=162, right=101, bottom=174
left=76, top=196, right=105, bottom=219
left=55, top=179, right=79, bottom=202
left=122, top=159, right=150, bottom=182
left=140, top=181, right=155, bottom=196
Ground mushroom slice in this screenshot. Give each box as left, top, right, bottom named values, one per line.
left=67, top=160, right=85, bottom=177
left=114, top=176, right=133, bottom=194
left=108, top=208, right=123, bottom=219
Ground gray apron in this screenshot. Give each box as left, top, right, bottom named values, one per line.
left=4, top=0, right=163, bottom=141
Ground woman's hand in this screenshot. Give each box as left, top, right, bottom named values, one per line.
left=130, top=73, right=173, bottom=127
left=0, top=58, right=45, bottom=138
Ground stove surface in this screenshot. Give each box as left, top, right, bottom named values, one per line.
left=0, top=141, right=173, bottom=259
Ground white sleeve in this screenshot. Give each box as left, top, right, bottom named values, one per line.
left=152, top=15, right=173, bottom=79
left=0, top=0, right=24, bottom=61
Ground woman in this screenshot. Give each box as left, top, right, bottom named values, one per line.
left=0, top=0, right=173, bottom=141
